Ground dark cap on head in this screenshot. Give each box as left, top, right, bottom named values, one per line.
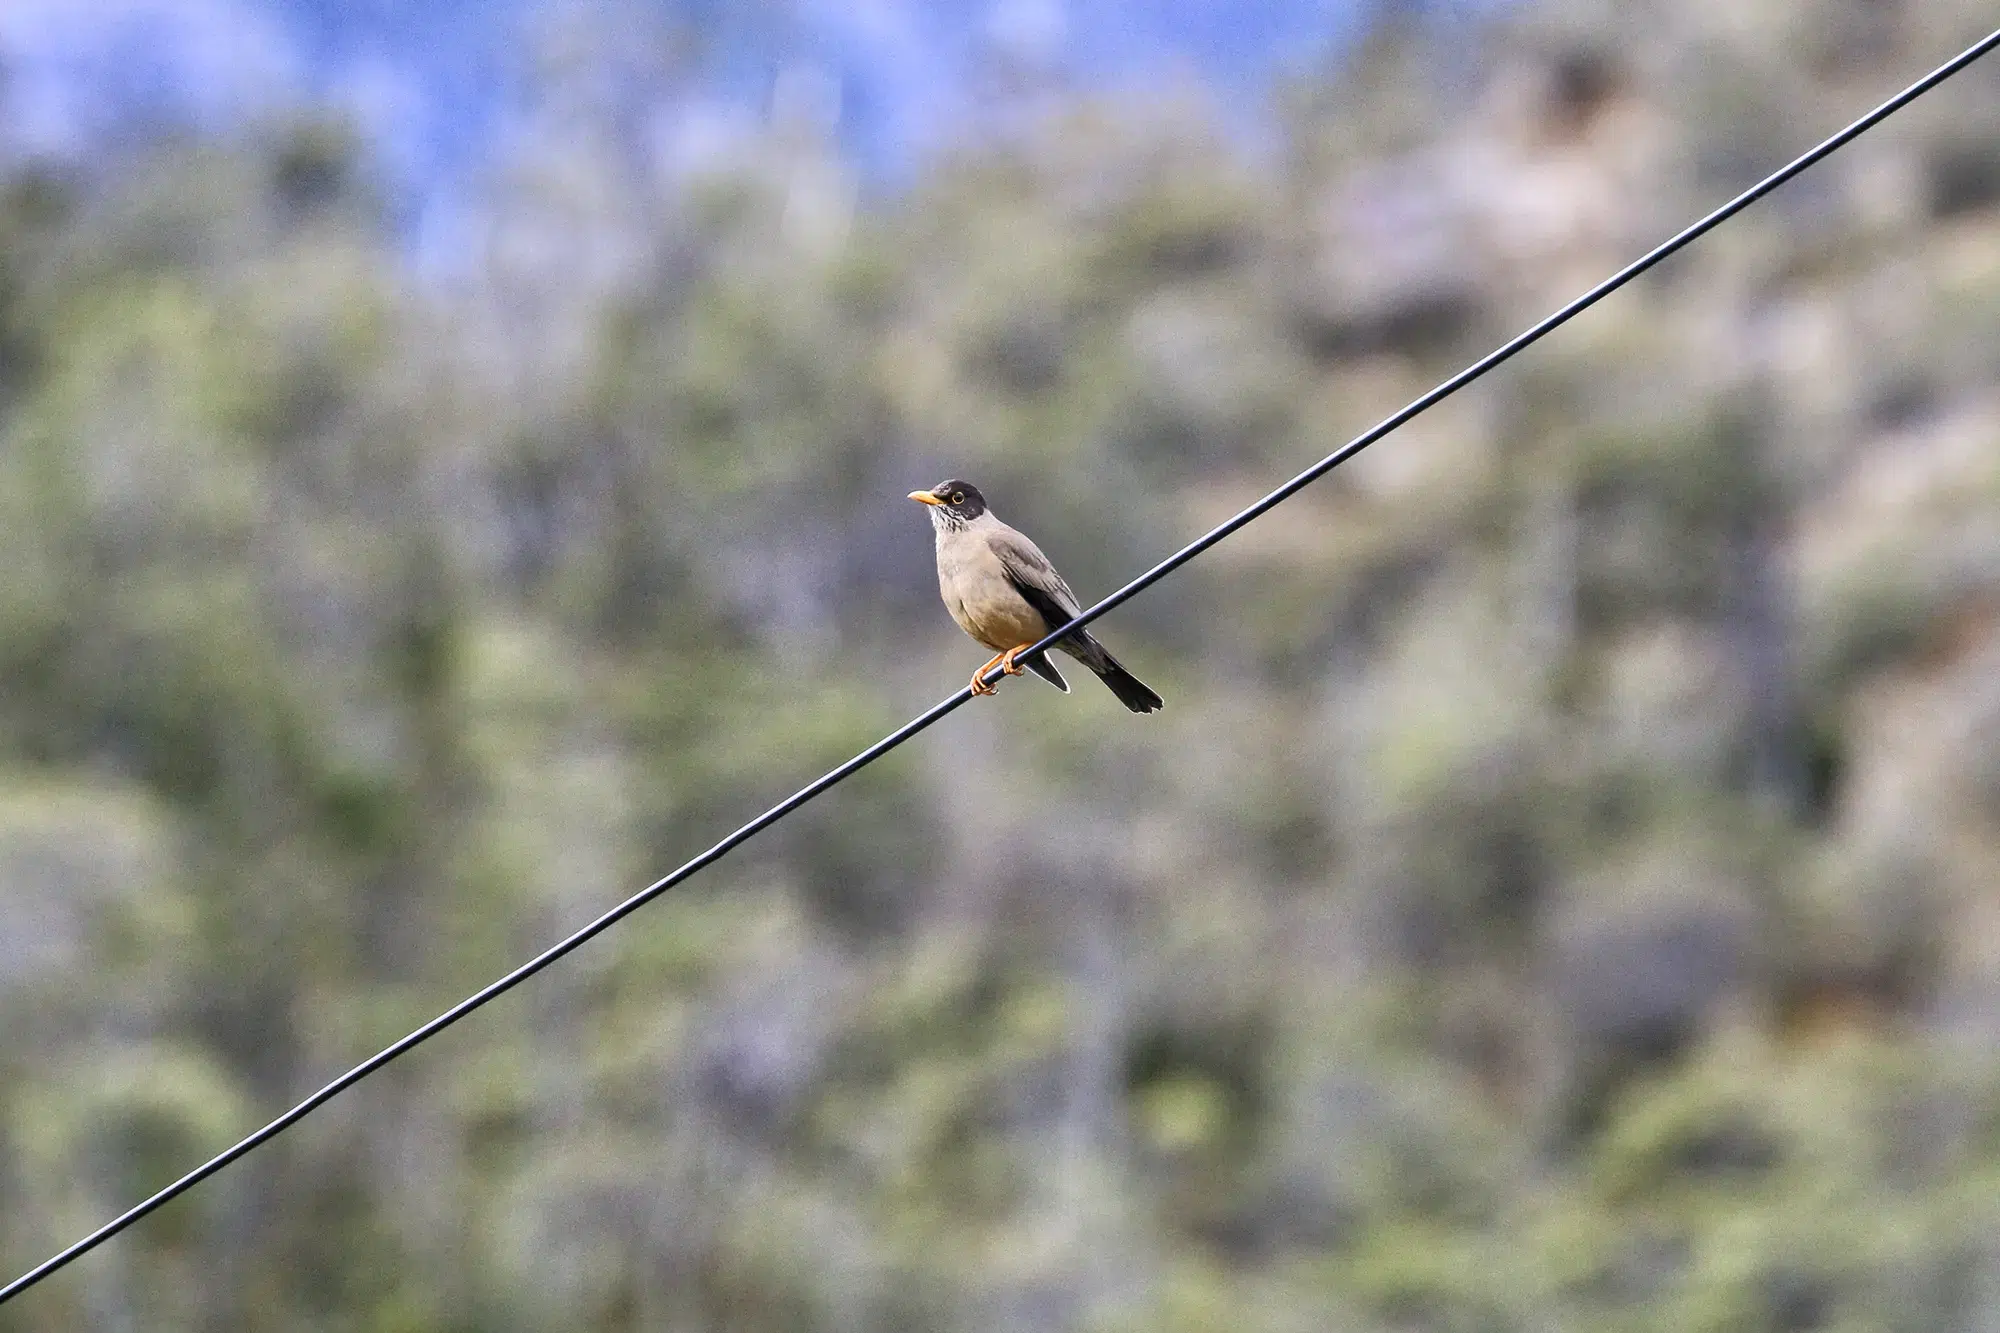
left=908, top=479, right=988, bottom=521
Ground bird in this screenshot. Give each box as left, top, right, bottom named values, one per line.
left=909, top=479, right=1164, bottom=713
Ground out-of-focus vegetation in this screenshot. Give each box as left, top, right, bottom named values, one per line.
left=4, top=2, right=2000, bottom=1329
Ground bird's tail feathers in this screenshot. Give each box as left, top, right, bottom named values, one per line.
left=1020, top=652, right=1069, bottom=692
left=1088, top=650, right=1163, bottom=714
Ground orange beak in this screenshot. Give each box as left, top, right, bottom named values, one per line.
left=908, top=490, right=944, bottom=506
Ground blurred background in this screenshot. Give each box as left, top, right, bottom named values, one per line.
left=1, top=0, right=1998, bottom=1329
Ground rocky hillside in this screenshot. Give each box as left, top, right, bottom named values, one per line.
left=1, top=2, right=1998, bottom=1329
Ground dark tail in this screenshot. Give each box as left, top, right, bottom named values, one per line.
left=1071, top=636, right=1163, bottom=713
left=1020, top=652, right=1069, bottom=693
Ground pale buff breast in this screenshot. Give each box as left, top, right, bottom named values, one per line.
left=936, top=527, right=1051, bottom=651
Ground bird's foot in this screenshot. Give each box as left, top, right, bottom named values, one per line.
left=969, top=652, right=1006, bottom=697
left=998, top=644, right=1035, bottom=676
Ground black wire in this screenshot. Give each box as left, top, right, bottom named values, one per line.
left=1005, top=27, right=2000, bottom=664
left=5, top=23, right=1997, bottom=1308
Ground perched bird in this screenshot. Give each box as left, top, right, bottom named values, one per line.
left=909, top=479, right=1164, bottom=713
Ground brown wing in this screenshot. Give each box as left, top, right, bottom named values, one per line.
left=988, top=519, right=1161, bottom=710
left=987, top=523, right=1084, bottom=628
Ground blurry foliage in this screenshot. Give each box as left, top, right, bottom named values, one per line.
left=3, top=2, right=2000, bottom=1331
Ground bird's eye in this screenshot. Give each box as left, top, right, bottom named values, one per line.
left=950, top=491, right=965, bottom=505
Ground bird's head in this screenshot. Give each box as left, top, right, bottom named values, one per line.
left=907, top=479, right=988, bottom=528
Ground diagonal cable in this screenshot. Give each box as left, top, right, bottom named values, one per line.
left=5, top=22, right=1996, bottom=1308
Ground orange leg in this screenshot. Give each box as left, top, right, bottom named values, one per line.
left=998, top=643, right=1036, bottom=676
left=969, top=651, right=1007, bottom=696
